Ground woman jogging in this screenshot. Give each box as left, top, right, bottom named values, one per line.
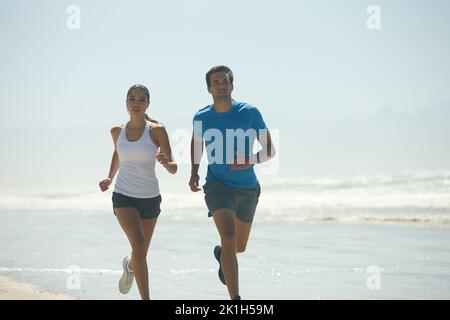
left=99, top=84, right=177, bottom=300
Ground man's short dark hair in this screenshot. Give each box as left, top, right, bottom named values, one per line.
left=206, top=65, right=234, bottom=87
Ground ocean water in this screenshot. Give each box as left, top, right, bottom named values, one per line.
left=1, top=171, right=449, bottom=227
left=0, top=213, right=449, bottom=300
left=1, top=172, right=450, bottom=299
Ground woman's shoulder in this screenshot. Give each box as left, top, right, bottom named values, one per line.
left=149, top=121, right=165, bottom=130
left=110, top=125, right=124, bottom=139
left=148, top=121, right=167, bottom=144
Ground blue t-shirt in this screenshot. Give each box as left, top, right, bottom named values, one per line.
left=193, top=100, right=268, bottom=188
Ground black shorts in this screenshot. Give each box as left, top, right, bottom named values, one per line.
left=203, top=180, right=261, bottom=223
left=112, top=192, right=162, bottom=220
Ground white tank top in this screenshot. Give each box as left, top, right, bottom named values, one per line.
left=114, top=121, right=160, bottom=198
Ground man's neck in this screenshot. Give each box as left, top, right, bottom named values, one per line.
left=213, top=99, right=233, bottom=113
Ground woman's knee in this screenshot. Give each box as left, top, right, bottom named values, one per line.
left=131, top=238, right=147, bottom=258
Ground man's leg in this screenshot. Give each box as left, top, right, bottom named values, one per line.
left=235, top=218, right=253, bottom=253
left=235, top=185, right=259, bottom=253
left=212, top=209, right=239, bottom=299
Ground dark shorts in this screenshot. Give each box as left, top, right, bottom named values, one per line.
left=203, top=180, right=261, bottom=223
left=112, top=192, right=162, bottom=220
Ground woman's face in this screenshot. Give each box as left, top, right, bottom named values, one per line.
left=126, top=88, right=149, bottom=117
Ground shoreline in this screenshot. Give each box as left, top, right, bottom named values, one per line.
left=1, top=219, right=449, bottom=300
left=0, top=275, right=74, bottom=300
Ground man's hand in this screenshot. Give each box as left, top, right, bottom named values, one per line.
left=189, top=174, right=201, bottom=192
left=230, top=163, right=253, bottom=170
left=230, top=154, right=255, bottom=171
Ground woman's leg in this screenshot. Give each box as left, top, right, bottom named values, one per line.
left=129, top=218, right=158, bottom=271
left=114, top=207, right=150, bottom=300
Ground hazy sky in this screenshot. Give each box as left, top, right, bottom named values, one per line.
left=1, top=0, right=449, bottom=189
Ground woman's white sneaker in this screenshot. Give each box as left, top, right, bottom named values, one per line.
left=119, top=256, right=135, bottom=294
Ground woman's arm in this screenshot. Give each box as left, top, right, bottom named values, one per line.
left=99, top=127, right=121, bottom=192
left=107, top=150, right=120, bottom=180
left=152, top=124, right=177, bottom=174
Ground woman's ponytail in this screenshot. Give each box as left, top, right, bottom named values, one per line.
left=145, top=113, right=160, bottom=124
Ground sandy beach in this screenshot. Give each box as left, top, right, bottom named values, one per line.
left=0, top=275, right=73, bottom=300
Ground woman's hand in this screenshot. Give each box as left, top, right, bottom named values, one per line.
left=99, top=178, right=112, bottom=192
left=156, top=152, right=170, bottom=165
left=156, top=152, right=177, bottom=174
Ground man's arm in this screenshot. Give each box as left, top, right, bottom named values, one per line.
left=230, top=130, right=276, bottom=170
left=189, top=132, right=203, bottom=192
left=255, top=129, right=276, bottom=164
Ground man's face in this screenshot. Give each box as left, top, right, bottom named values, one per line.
left=207, top=71, right=233, bottom=101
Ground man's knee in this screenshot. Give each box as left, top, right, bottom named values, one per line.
left=221, top=230, right=237, bottom=249
left=236, top=241, right=247, bottom=253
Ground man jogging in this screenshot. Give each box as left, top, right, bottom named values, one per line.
left=189, top=65, right=276, bottom=300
